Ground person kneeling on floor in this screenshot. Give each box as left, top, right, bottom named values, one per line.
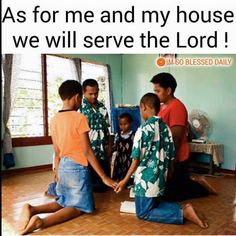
left=115, top=93, right=208, bottom=229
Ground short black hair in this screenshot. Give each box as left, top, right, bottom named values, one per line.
left=150, top=72, right=177, bottom=94
left=140, top=93, right=160, bottom=114
left=82, top=79, right=99, bottom=91
left=58, top=80, right=82, bottom=100
left=118, top=112, right=133, bottom=123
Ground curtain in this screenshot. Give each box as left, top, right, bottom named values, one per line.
left=2, top=54, right=15, bottom=169
left=2, top=54, right=21, bottom=169
left=72, top=58, right=82, bottom=82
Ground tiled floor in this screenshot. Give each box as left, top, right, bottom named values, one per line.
left=2, top=170, right=236, bottom=235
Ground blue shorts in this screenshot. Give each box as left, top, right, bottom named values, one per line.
left=135, top=196, right=183, bottom=225
left=56, top=157, right=95, bottom=213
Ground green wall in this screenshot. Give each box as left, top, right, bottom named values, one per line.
left=2, top=54, right=236, bottom=171
left=122, top=54, right=236, bottom=170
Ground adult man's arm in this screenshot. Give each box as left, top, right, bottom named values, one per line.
left=170, top=125, right=185, bottom=154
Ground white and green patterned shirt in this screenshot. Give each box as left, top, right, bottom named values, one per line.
left=80, top=98, right=110, bottom=161
left=132, top=116, right=175, bottom=198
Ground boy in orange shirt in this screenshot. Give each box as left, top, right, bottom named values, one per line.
left=18, top=80, right=116, bottom=235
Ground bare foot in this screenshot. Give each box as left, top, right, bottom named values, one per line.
left=18, top=204, right=34, bottom=232
left=19, top=215, right=43, bottom=235
left=183, top=204, right=209, bottom=229
left=194, top=176, right=217, bottom=195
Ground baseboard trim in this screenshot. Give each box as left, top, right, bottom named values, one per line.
left=189, top=161, right=236, bottom=176
left=1, top=164, right=53, bottom=177
left=219, top=168, right=236, bottom=175
left=1, top=164, right=235, bottom=177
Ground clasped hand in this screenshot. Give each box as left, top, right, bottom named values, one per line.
left=114, top=179, right=127, bottom=193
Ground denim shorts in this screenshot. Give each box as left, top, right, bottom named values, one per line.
left=56, top=157, right=95, bottom=213
left=135, top=196, right=183, bottom=225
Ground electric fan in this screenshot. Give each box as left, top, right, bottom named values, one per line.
left=189, top=109, right=211, bottom=143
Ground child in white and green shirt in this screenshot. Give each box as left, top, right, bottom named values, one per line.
left=115, top=93, right=208, bottom=229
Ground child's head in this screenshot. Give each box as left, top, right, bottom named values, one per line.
left=118, top=113, right=133, bottom=134
left=82, top=79, right=99, bottom=105
left=150, top=72, right=177, bottom=103
left=140, top=93, right=160, bottom=121
left=59, top=80, right=83, bottom=110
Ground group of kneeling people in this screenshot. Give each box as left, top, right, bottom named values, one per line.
left=18, top=73, right=216, bottom=235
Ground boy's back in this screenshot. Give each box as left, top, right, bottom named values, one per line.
left=51, top=111, right=90, bottom=166
left=132, top=116, right=175, bottom=198
left=115, top=93, right=208, bottom=229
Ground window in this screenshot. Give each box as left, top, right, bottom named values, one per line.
left=46, top=55, right=78, bottom=134
left=9, top=55, right=78, bottom=146
left=8, top=55, right=43, bottom=138
left=7, top=55, right=111, bottom=147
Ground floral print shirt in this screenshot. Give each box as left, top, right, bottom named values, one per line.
left=132, top=116, right=175, bottom=198
left=80, top=98, right=110, bottom=161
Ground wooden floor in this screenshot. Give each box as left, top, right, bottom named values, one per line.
left=2, top=170, right=236, bottom=235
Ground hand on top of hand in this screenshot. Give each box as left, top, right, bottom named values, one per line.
left=114, top=180, right=127, bottom=193
left=102, top=176, right=118, bottom=189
